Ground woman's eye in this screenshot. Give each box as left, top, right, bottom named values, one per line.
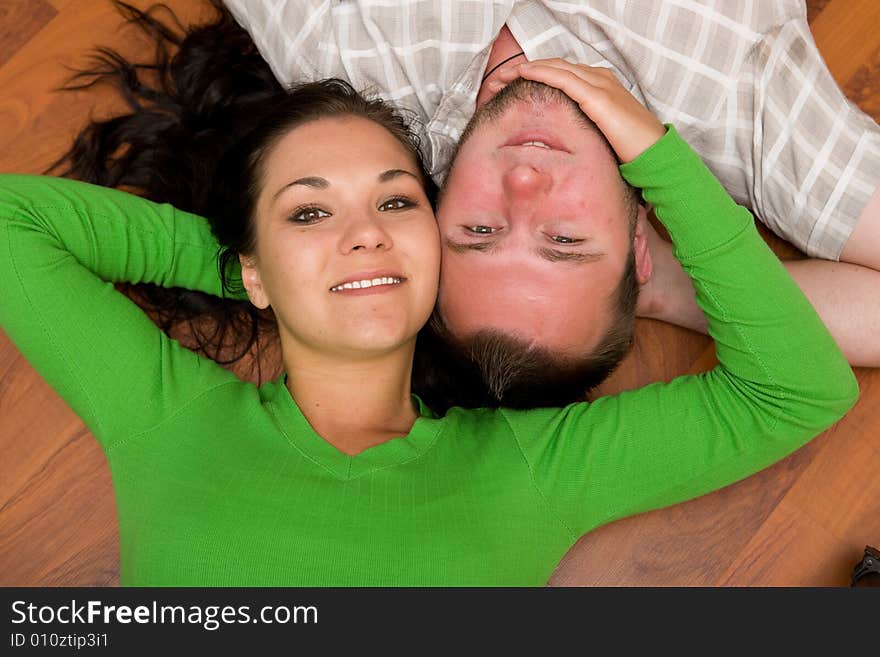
left=466, top=225, right=496, bottom=234
left=378, top=197, right=415, bottom=212
left=290, top=207, right=330, bottom=224
left=551, top=235, right=582, bottom=244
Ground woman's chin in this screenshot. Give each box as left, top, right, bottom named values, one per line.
left=328, top=322, right=421, bottom=360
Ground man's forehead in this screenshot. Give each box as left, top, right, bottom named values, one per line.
left=437, top=278, right=609, bottom=357
left=438, top=252, right=617, bottom=348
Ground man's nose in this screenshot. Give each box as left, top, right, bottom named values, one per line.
left=502, top=164, right=552, bottom=199
left=340, top=214, right=393, bottom=254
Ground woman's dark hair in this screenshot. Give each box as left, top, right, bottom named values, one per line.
left=51, top=0, right=435, bottom=386
left=51, top=0, right=284, bottom=380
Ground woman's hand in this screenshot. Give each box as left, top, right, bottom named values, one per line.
left=492, top=59, right=666, bottom=163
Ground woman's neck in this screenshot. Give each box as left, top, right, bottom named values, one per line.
left=282, top=342, right=419, bottom=456
left=476, top=24, right=526, bottom=108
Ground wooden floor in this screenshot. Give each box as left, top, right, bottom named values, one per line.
left=1, top=0, right=878, bottom=587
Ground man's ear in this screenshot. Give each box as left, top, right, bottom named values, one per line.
left=632, top=205, right=653, bottom=286
left=238, top=254, right=270, bottom=309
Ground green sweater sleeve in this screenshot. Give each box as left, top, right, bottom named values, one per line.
left=0, top=174, right=244, bottom=451
left=501, top=127, right=859, bottom=539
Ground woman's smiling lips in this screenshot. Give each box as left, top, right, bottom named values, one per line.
left=329, top=270, right=407, bottom=295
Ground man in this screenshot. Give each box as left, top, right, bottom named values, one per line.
left=224, top=0, right=880, bottom=403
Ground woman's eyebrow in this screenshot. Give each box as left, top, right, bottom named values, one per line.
left=273, top=169, right=419, bottom=202
left=378, top=168, right=420, bottom=183
left=272, top=176, right=328, bottom=202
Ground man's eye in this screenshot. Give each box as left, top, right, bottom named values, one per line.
left=290, top=207, right=330, bottom=224
left=379, top=197, right=416, bottom=212
left=551, top=235, right=582, bottom=244
left=466, top=225, right=496, bottom=234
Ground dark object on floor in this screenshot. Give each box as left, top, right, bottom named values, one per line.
left=850, top=545, right=880, bottom=587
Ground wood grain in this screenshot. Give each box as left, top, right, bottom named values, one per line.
left=844, top=49, right=880, bottom=124
left=805, top=0, right=832, bottom=25
left=0, top=0, right=56, bottom=68
left=0, top=0, right=878, bottom=587
left=808, top=0, right=880, bottom=91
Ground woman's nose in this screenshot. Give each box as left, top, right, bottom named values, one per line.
left=502, top=164, right=552, bottom=199
left=341, top=214, right=393, bottom=253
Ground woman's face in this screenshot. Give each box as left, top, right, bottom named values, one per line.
left=241, top=115, right=440, bottom=362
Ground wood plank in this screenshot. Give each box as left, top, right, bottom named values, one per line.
left=717, top=499, right=853, bottom=586
left=0, top=0, right=214, bottom=175
left=0, top=339, right=118, bottom=586
left=548, top=435, right=825, bottom=586
left=0, top=0, right=56, bottom=68
left=842, top=45, right=880, bottom=124
left=780, top=371, right=880, bottom=541
left=809, top=0, right=880, bottom=88
left=717, top=372, right=880, bottom=587
left=805, top=0, right=832, bottom=25
left=45, top=0, right=78, bottom=12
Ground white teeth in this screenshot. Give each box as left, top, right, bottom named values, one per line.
left=330, top=277, right=403, bottom=292
left=522, top=141, right=550, bottom=148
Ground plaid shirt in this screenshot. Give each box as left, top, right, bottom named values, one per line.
left=224, top=0, right=880, bottom=259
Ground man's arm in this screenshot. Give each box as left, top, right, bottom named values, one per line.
left=639, top=223, right=880, bottom=367
left=841, top=186, right=880, bottom=271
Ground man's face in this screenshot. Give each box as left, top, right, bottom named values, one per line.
left=436, top=80, right=648, bottom=356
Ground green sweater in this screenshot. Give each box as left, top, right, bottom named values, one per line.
left=0, top=128, right=858, bottom=586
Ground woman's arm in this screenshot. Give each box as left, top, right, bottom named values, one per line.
left=491, top=62, right=858, bottom=538
left=0, top=175, right=242, bottom=451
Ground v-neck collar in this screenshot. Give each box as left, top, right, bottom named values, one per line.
left=266, top=374, right=442, bottom=481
